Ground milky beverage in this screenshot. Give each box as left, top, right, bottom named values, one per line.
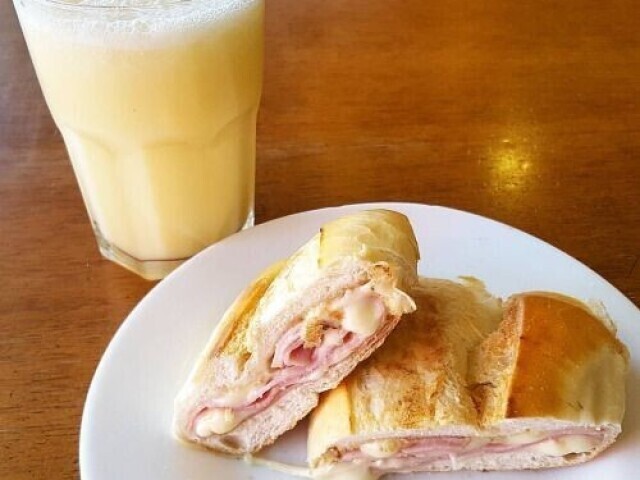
left=14, top=0, right=263, bottom=278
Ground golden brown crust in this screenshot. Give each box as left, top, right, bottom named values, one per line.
left=469, top=299, right=521, bottom=425
left=193, top=210, right=419, bottom=388
left=472, top=291, right=629, bottom=427
left=218, top=262, right=286, bottom=356
left=309, top=278, right=502, bottom=464
left=505, top=293, right=629, bottom=419
left=348, top=278, right=501, bottom=433
left=309, top=287, right=630, bottom=469
left=192, top=261, right=285, bottom=383
left=348, top=292, right=468, bottom=431
left=176, top=209, right=421, bottom=454
left=319, top=209, right=420, bottom=290
left=244, top=210, right=420, bottom=349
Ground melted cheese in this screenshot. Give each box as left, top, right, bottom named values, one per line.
left=466, top=437, right=491, bottom=449
left=243, top=454, right=312, bottom=478
left=312, top=462, right=379, bottom=480
left=341, top=279, right=414, bottom=336
left=214, top=379, right=266, bottom=406
left=201, top=278, right=415, bottom=436
left=497, top=431, right=547, bottom=445
left=529, top=435, right=600, bottom=456
left=360, top=440, right=402, bottom=458
left=194, top=408, right=239, bottom=436
left=371, top=279, right=416, bottom=315
left=492, top=431, right=598, bottom=455
left=314, top=432, right=600, bottom=477
left=342, top=301, right=382, bottom=336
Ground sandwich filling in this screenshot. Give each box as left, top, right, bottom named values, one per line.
left=315, top=429, right=605, bottom=478
left=191, top=281, right=415, bottom=438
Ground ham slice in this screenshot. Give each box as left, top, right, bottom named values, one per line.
left=334, top=430, right=605, bottom=474
left=192, top=294, right=386, bottom=437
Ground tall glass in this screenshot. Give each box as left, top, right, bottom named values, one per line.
left=13, top=0, right=264, bottom=279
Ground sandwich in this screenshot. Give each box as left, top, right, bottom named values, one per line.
left=173, top=209, right=420, bottom=455
left=308, top=279, right=629, bottom=478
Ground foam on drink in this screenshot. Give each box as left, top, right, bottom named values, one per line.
left=15, top=0, right=264, bottom=275
left=19, top=1, right=260, bottom=36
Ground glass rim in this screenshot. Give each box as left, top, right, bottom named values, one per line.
left=28, top=0, right=192, bottom=11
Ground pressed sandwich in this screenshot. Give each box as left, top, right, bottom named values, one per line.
left=308, top=279, right=629, bottom=478
left=174, top=209, right=420, bottom=454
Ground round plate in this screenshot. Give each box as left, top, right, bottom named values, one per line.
left=80, top=203, right=640, bottom=479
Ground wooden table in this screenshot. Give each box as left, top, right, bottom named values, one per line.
left=1, top=0, right=639, bottom=478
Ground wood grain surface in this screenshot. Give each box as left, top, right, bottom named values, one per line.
left=1, top=0, right=639, bottom=478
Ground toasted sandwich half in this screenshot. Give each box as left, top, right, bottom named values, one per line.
left=308, top=279, right=629, bottom=478
left=174, top=209, right=419, bottom=454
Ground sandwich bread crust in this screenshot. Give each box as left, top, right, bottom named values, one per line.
left=309, top=277, right=502, bottom=465
left=174, top=209, right=420, bottom=455
left=309, top=285, right=629, bottom=476
left=472, top=292, right=629, bottom=426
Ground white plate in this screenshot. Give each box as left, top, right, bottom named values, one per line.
left=80, top=203, right=640, bottom=480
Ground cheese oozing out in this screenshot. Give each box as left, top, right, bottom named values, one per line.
left=312, top=432, right=604, bottom=479
left=193, top=277, right=415, bottom=440
left=342, top=301, right=382, bottom=336
left=359, top=440, right=402, bottom=458
left=194, top=408, right=239, bottom=436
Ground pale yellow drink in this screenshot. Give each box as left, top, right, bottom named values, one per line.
left=14, top=0, right=263, bottom=279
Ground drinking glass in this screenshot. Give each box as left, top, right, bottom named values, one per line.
left=13, top=0, right=264, bottom=279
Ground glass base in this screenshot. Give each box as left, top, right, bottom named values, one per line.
left=94, top=209, right=255, bottom=281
